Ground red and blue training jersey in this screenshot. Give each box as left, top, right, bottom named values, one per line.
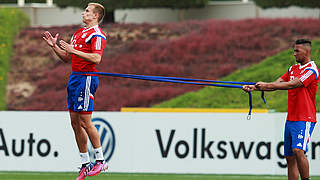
left=281, top=61, right=319, bottom=122
left=70, top=25, right=107, bottom=72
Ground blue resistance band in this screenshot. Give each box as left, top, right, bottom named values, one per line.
left=72, top=72, right=266, bottom=119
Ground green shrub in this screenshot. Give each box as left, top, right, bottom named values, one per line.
left=155, top=39, right=320, bottom=112
left=0, top=8, right=29, bottom=110
left=253, top=0, right=320, bottom=9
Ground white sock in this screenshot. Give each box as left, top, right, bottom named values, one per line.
left=94, top=147, right=104, bottom=161
left=79, top=152, right=90, bottom=165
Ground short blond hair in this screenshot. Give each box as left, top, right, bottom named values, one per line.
left=89, top=3, right=105, bottom=23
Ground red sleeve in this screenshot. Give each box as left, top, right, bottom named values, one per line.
left=90, top=36, right=107, bottom=55
left=281, top=70, right=289, bottom=82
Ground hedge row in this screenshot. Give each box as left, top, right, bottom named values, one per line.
left=156, top=39, right=320, bottom=112
left=253, top=0, right=320, bottom=9
left=7, top=18, right=320, bottom=111
left=0, top=8, right=29, bottom=110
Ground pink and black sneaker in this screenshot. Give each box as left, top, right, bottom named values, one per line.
left=87, top=161, right=108, bottom=176
left=76, top=163, right=93, bottom=180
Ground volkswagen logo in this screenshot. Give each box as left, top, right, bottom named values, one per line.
left=88, top=118, right=115, bottom=162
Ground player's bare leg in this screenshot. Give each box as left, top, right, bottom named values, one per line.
left=286, top=155, right=299, bottom=180
left=70, top=112, right=88, bottom=153
left=293, top=148, right=310, bottom=180
left=77, top=113, right=108, bottom=177
left=70, top=112, right=92, bottom=180
left=78, top=113, right=101, bottom=148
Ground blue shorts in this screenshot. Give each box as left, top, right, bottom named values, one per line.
left=284, top=121, right=316, bottom=156
left=67, top=74, right=99, bottom=113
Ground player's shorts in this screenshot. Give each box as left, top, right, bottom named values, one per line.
left=67, top=74, right=99, bottom=113
left=284, top=120, right=316, bottom=156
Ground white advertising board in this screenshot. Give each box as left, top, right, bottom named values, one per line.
left=0, top=111, right=319, bottom=175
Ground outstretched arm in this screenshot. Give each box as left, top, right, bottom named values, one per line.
left=242, top=77, right=299, bottom=92
left=255, top=77, right=303, bottom=91
left=43, top=31, right=70, bottom=63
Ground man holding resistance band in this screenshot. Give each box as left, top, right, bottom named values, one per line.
left=43, top=2, right=108, bottom=180
left=243, top=39, right=318, bottom=180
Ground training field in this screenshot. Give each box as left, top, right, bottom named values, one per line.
left=1, top=172, right=320, bottom=180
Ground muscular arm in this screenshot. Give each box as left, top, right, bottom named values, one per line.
left=69, top=49, right=101, bottom=64
left=256, top=77, right=303, bottom=91
left=51, top=44, right=71, bottom=63
left=242, top=77, right=302, bottom=92
left=60, top=40, right=101, bottom=64
left=275, top=77, right=284, bottom=83
left=43, top=31, right=70, bottom=63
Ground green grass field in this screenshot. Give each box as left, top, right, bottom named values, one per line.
left=1, top=172, right=320, bottom=180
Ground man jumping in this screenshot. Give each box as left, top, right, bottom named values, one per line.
left=43, top=3, right=108, bottom=180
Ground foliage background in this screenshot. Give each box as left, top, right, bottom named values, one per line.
left=156, top=39, right=320, bottom=112
left=7, top=18, right=320, bottom=111
left=253, top=0, right=320, bottom=9
left=0, top=8, right=29, bottom=110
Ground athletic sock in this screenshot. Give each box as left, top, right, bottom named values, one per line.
left=79, top=152, right=90, bottom=167
left=93, top=147, right=104, bottom=162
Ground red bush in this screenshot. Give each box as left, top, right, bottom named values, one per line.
left=7, top=18, right=320, bottom=111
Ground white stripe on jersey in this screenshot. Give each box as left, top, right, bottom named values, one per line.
left=85, top=27, right=106, bottom=44
left=299, top=61, right=319, bottom=82
left=300, top=70, right=313, bottom=82
left=308, top=61, right=319, bottom=79
left=96, top=37, right=101, bottom=50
